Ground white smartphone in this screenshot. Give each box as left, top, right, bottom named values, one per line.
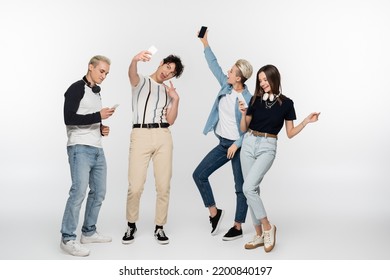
left=111, top=104, right=119, bottom=109
left=237, top=94, right=248, bottom=108
left=147, top=45, right=158, bottom=55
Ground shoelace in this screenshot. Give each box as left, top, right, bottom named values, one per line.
left=156, top=229, right=166, bottom=237
left=248, top=235, right=260, bottom=244
left=68, top=240, right=82, bottom=249
left=263, top=231, right=271, bottom=245
left=126, top=227, right=135, bottom=237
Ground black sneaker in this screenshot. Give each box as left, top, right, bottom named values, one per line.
left=122, top=225, right=137, bottom=244
left=154, top=228, right=169, bottom=245
left=222, top=226, right=243, bottom=241
left=209, top=208, right=224, bottom=236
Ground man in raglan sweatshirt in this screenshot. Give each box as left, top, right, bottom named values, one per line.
left=60, top=55, right=115, bottom=257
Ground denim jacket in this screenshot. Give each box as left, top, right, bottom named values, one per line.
left=202, top=46, right=252, bottom=148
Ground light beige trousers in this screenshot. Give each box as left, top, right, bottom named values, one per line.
left=126, top=128, right=173, bottom=225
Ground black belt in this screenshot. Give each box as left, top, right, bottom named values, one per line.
left=133, top=123, right=170, bottom=128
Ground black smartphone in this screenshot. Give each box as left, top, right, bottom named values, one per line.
left=198, top=26, right=208, bottom=38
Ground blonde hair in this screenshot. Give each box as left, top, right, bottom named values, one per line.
left=235, top=59, right=253, bottom=84
left=89, top=55, right=111, bottom=67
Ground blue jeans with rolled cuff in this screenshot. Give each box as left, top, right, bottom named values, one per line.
left=193, top=136, right=248, bottom=223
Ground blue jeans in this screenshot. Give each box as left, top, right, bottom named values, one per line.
left=193, top=136, right=248, bottom=223
left=240, top=133, right=277, bottom=226
left=61, top=145, right=107, bottom=241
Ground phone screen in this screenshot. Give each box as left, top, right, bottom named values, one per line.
left=198, top=26, right=207, bottom=38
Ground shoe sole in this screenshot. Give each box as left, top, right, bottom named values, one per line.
left=222, top=234, right=243, bottom=241
left=264, top=226, right=277, bottom=253
left=244, top=242, right=264, bottom=249
left=211, top=210, right=224, bottom=236
left=60, top=242, right=90, bottom=257
left=122, top=239, right=135, bottom=245
left=80, top=238, right=112, bottom=244
left=156, top=239, right=169, bottom=245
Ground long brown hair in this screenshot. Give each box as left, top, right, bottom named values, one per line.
left=251, top=64, right=284, bottom=106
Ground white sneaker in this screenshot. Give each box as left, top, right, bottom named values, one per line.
left=244, top=235, right=264, bottom=249
left=60, top=240, right=90, bottom=257
left=263, top=224, right=277, bottom=253
left=80, top=232, right=112, bottom=244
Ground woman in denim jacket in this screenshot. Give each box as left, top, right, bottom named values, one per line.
left=193, top=29, right=253, bottom=241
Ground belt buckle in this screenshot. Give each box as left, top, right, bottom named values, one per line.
left=146, top=123, right=159, bottom=128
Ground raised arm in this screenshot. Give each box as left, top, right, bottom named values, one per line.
left=285, top=112, right=321, bottom=138
left=128, top=50, right=152, bottom=87
left=198, top=30, right=227, bottom=86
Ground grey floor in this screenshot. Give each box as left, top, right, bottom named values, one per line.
left=1, top=147, right=390, bottom=280
left=1, top=168, right=390, bottom=261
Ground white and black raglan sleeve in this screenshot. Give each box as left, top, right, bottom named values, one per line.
left=63, top=80, right=101, bottom=125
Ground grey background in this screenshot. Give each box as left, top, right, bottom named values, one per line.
left=1, top=0, right=389, bottom=261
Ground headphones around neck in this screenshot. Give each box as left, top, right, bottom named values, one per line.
left=263, top=92, right=280, bottom=102
left=83, top=76, right=101, bottom=94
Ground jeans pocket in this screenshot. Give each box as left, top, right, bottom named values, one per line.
left=265, top=137, right=277, bottom=146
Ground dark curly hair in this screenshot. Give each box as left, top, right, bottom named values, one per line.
left=163, top=55, right=184, bottom=78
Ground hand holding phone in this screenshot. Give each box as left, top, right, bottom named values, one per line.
left=237, top=94, right=248, bottom=108
left=198, top=26, right=208, bottom=38
left=147, top=45, right=158, bottom=56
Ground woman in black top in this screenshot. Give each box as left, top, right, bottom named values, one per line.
left=239, top=64, right=320, bottom=253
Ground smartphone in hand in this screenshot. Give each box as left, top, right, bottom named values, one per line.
left=198, top=26, right=207, bottom=38
left=237, top=94, right=248, bottom=108
left=147, top=45, right=158, bottom=55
